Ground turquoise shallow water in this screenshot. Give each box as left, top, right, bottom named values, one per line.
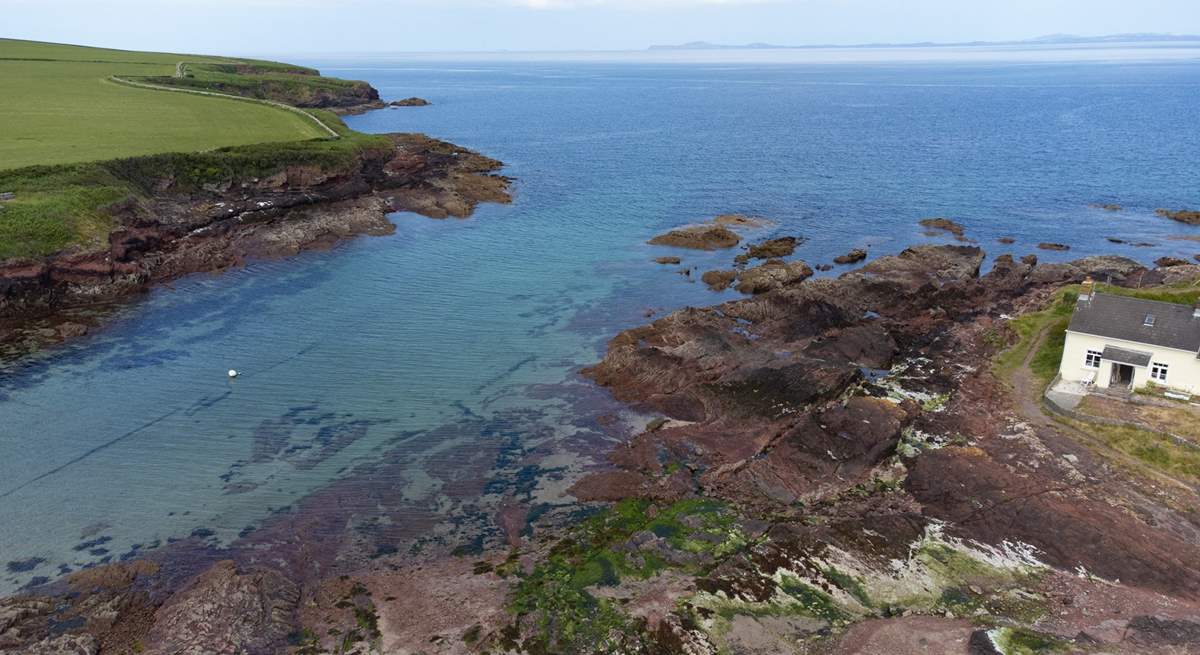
left=3, top=51, right=1200, bottom=593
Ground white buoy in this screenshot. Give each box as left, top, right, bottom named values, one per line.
left=228, top=369, right=239, bottom=378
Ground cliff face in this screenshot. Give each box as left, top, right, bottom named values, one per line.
left=0, top=133, right=510, bottom=354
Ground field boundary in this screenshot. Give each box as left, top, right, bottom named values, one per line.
left=108, top=73, right=341, bottom=140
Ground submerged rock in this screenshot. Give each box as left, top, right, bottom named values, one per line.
left=919, top=217, right=968, bottom=241
left=711, top=214, right=768, bottom=228
left=1037, top=242, right=1070, bottom=251
left=1156, top=208, right=1200, bottom=225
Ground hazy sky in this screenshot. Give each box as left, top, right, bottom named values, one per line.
left=4, top=0, right=1200, bottom=56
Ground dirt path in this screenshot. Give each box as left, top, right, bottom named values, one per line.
left=1009, top=323, right=1057, bottom=429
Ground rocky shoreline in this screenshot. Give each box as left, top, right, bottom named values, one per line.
left=0, top=133, right=511, bottom=359
left=7, top=230, right=1200, bottom=652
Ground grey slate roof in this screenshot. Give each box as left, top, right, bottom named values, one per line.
left=1069, top=293, right=1200, bottom=354
left=1101, top=345, right=1152, bottom=367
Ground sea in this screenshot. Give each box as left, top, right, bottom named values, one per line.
left=3, top=44, right=1199, bottom=593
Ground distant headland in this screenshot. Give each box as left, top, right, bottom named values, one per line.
left=650, top=33, right=1200, bottom=51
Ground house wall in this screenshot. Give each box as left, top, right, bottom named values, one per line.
left=1060, top=330, right=1200, bottom=394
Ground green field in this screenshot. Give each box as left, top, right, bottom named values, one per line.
left=0, top=39, right=328, bottom=169
left=0, top=40, right=394, bottom=261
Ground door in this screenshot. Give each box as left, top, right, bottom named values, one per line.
left=1110, top=363, right=1134, bottom=388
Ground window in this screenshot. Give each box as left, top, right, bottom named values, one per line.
left=1084, top=350, right=1103, bottom=369
left=1144, top=314, right=1156, bottom=327
left=1151, top=362, right=1169, bottom=383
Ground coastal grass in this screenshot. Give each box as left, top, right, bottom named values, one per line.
left=1077, top=395, right=1200, bottom=442
left=0, top=39, right=328, bottom=170
left=1091, top=281, right=1200, bottom=306
left=0, top=120, right=391, bottom=260
left=993, top=286, right=1079, bottom=385
left=1062, top=418, right=1200, bottom=483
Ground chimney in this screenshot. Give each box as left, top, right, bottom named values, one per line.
left=1079, top=277, right=1095, bottom=304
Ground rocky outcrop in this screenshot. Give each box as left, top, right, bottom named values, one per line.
left=565, top=244, right=1200, bottom=652
left=0, top=134, right=511, bottom=355
left=142, top=561, right=299, bottom=655
left=734, top=259, right=812, bottom=294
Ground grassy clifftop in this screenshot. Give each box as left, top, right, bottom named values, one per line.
left=132, top=61, right=380, bottom=109
left=0, top=115, right=392, bottom=260
left=0, top=39, right=338, bottom=170
left=0, top=40, right=396, bottom=260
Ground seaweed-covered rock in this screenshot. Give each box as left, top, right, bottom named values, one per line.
left=701, top=269, right=737, bottom=291
left=735, top=237, right=800, bottom=265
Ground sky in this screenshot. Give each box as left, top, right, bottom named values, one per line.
left=3, top=0, right=1200, bottom=56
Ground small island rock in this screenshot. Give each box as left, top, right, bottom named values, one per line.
left=649, top=225, right=741, bottom=250
left=833, top=248, right=868, bottom=265
left=390, top=97, right=431, bottom=107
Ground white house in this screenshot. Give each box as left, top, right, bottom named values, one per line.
left=1058, top=284, right=1200, bottom=395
